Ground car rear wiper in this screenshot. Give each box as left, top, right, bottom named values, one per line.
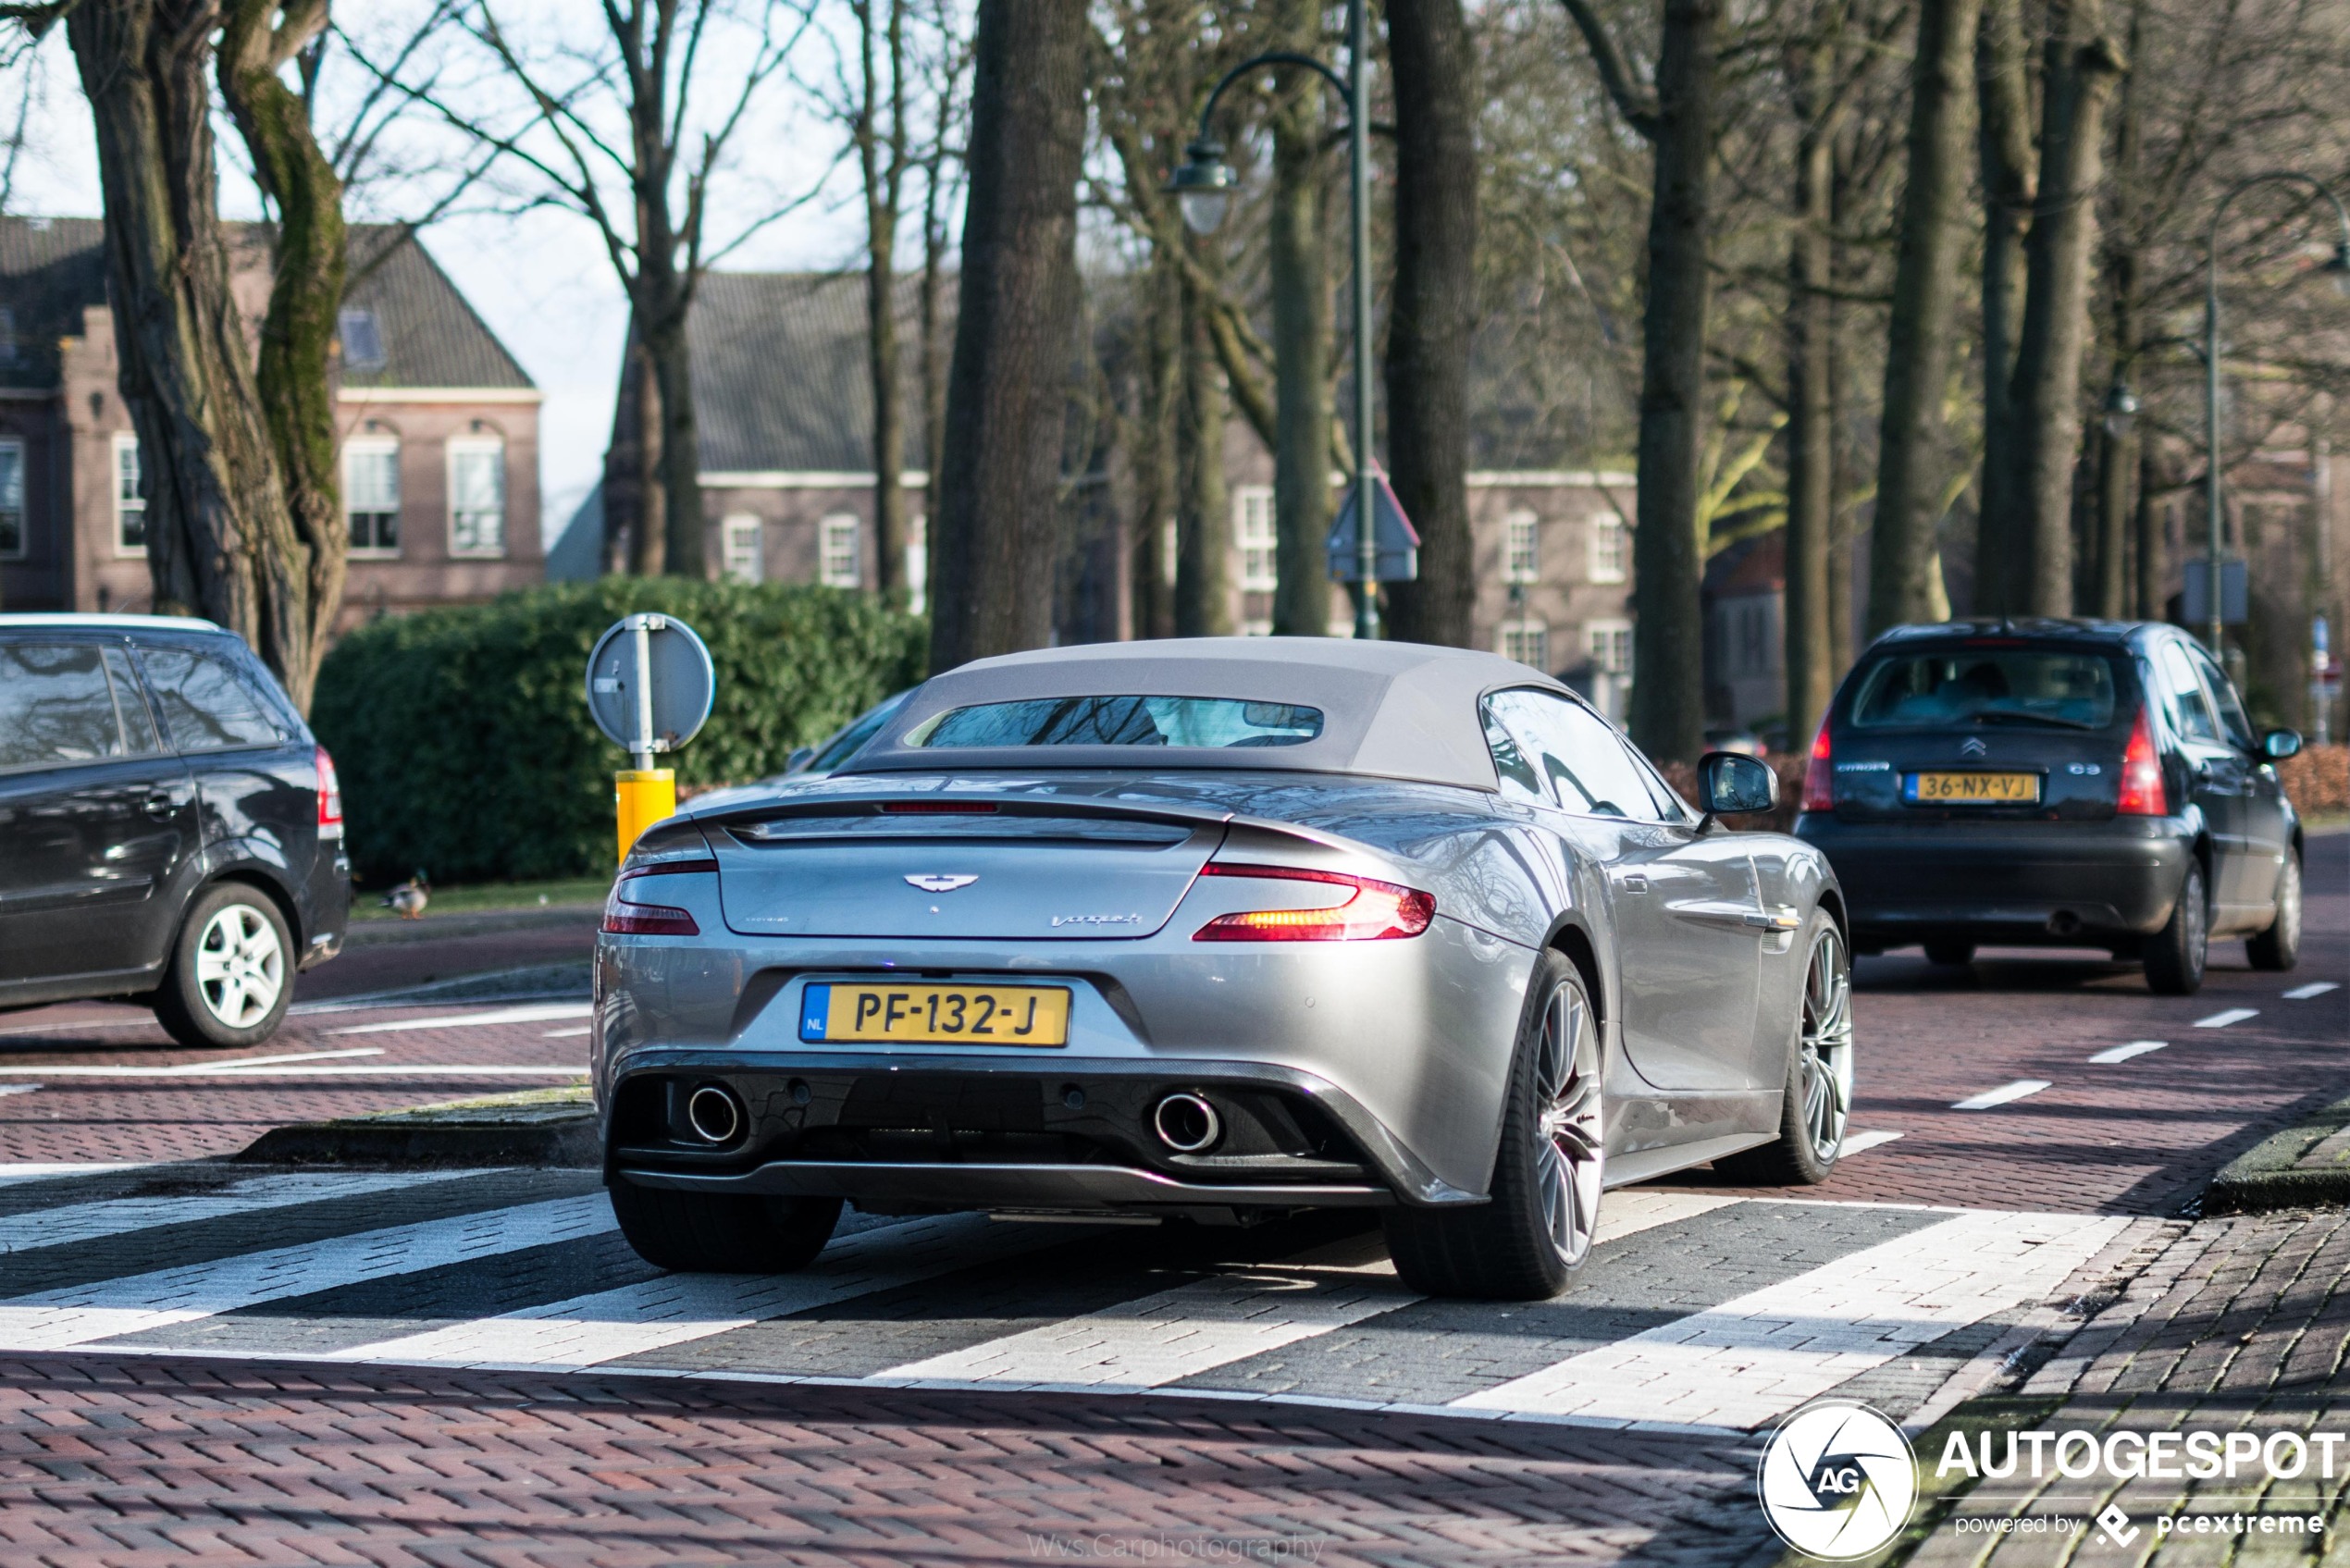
left=1967, top=710, right=2099, bottom=731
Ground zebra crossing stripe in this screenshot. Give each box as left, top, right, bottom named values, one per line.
left=0, top=1194, right=614, bottom=1353
left=0, top=1170, right=484, bottom=1255
left=1449, top=1209, right=2126, bottom=1428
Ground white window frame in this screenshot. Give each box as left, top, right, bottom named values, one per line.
left=446, top=437, right=507, bottom=558
left=819, top=512, right=861, bottom=589
left=1587, top=617, right=1633, bottom=675
left=343, top=436, right=402, bottom=558
left=1503, top=509, right=1540, bottom=585
left=112, top=433, right=146, bottom=558
left=722, top=513, right=763, bottom=584
left=906, top=512, right=928, bottom=616
left=1587, top=512, right=1626, bottom=584
left=1501, top=619, right=1550, bottom=672
left=1234, top=485, right=1277, bottom=593
left=0, top=438, right=24, bottom=561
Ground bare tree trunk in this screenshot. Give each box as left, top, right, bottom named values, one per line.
left=1132, top=253, right=1181, bottom=641
left=218, top=0, right=345, bottom=710
left=2090, top=0, right=2142, bottom=621
left=927, top=0, right=1084, bottom=669
left=1176, top=265, right=1233, bottom=636
left=600, top=317, right=663, bottom=574
left=1268, top=0, right=1331, bottom=638
left=857, top=0, right=911, bottom=607
left=1973, top=0, right=2035, bottom=614
left=66, top=0, right=302, bottom=692
left=1783, top=23, right=1836, bottom=744
left=1868, top=0, right=1981, bottom=636
left=2010, top=0, right=2121, bottom=616
left=2133, top=443, right=2165, bottom=619
left=1384, top=0, right=1478, bottom=649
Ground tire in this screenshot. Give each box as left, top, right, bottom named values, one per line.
left=1923, top=940, right=1975, bottom=967
left=1715, top=913, right=1852, bottom=1186
left=1383, top=949, right=1602, bottom=1301
left=2143, top=859, right=2208, bottom=996
left=609, top=1180, right=842, bottom=1273
left=152, top=883, right=294, bottom=1049
left=2246, top=854, right=2302, bottom=972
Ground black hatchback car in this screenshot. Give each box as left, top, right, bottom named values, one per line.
left=1795, top=619, right=2300, bottom=994
left=0, top=614, right=350, bottom=1045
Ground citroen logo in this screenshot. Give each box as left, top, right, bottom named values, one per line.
left=905, top=873, right=978, bottom=893
left=1960, top=736, right=1988, bottom=759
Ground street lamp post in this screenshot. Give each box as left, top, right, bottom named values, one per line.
left=1168, top=0, right=1381, bottom=640
left=2199, top=172, right=2350, bottom=654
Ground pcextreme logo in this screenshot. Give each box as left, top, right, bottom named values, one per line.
left=1757, top=1401, right=1920, bottom=1560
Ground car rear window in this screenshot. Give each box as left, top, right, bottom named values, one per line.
left=1849, top=649, right=2120, bottom=731
left=138, top=645, right=289, bottom=752
left=909, top=697, right=1326, bottom=749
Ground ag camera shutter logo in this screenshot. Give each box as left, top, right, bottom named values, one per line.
left=1758, top=1401, right=1919, bottom=1559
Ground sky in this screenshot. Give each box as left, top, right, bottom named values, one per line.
left=3, top=7, right=887, bottom=548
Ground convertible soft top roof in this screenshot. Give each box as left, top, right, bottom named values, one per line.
left=842, top=637, right=1574, bottom=792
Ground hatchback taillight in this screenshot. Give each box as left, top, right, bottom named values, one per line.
left=1192, top=862, right=1435, bottom=942
left=2117, top=708, right=2167, bottom=816
left=315, top=746, right=343, bottom=839
left=1800, top=722, right=1835, bottom=812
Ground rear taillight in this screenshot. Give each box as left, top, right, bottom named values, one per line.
left=1192, top=862, right=1435, bottom=942
left=1800, top=722, right=1835, bottom=813
left=602, top=859, right=716, bottom=936
left=315, top=746, right=343, bottom=839
left=2117, top=708, right=2167, bottom=816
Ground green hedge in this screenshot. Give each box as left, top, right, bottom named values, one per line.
left=313, top=581, right=926, bottom=883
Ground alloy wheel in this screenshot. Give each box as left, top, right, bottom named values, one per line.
left=1799, top=925, right=1854, bottom=1163
left=195, top=904, right=285, bottom=1029
left=1533, top=973, right=1604, bottom=1268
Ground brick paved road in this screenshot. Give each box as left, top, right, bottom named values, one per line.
left=0, top=833, right=2336, bottom=1565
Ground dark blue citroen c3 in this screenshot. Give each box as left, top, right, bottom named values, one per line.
left=1795, top=618, right=2301, bottom=995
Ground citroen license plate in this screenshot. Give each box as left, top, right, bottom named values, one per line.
left=798, top=982, right=1072, bottom=1044
left=1904, top=771, right=2040, bottom=805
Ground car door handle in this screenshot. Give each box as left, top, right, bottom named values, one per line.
left=142, top=789, right=179, bottom=819
left=1742, top=907, right=1801, bottom=932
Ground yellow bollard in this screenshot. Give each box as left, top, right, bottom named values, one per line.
left=614, top=769, right=677, bottom=864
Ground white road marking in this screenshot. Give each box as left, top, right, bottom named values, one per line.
left=0, top=1048, right=387, bottom=1079
left=2194, top=1008, right=2258, bottom=1029
left=0, top=1015, right=164, bottom=1038
left=0, top=1195, right=613, bottom=1352
left=0, top=1170, right=482, bottom=1255
left=2282, top=982, right=2338, bottom=1001
left=0, top=1164, right=150, bottom=1188
left=542, top=1027, right=593, bottom=1038
left=328, top=1213, right=1076, bottom=1370
left=2089, top=1041, right=2167, bottom=1064
left=1839, top=1130, right=1905, bottom=1155
left=1594, top=1191, right=1741, bottom=1242
left=1951, top=1080, right=2051, bottom=1110
left=328, top=1003, right=594, bottom=1037
left=0, top=1085, right=39, bottom=1098
left=1450, top=1209, right=2128, bottom=1429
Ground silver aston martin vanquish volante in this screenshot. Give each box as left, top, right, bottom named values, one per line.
left=592, top=638, right=1854, bottom=1300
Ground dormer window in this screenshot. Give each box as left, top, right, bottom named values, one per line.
left=339, top=308, right=385, bottom=372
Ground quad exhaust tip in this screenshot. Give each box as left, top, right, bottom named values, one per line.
left=1153, top=1092, right=1221, bottom=1154
left=686, top=1084, right=745, bottom=1145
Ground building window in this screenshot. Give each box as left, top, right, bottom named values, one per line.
left=447, top=438, right=506, bottom=556
left=114, top=434, right=146, bottom=556
left=0, top=306, right=18, bottom=367
left=722, top=513, right=763, bottom=583
left=1504, top=510, right=1540, bottom=585
left=1588, top=619, right=1633, bottom=675
left=907, top=512, right=928, bottom=616
left=1501, top=620, right=1549, bottom=671
left=1588, top=512, right=1626, bottom=584
left=344, top=438, right=401, bottom=556
left=820, top=513, right=861, bottom=588
left=338, top=307, right=386, bottom=372
left=0, top=438, right=23, bottom=559
left=1234, top=486, right=1276, bottom=592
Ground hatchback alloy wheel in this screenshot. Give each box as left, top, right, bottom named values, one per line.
left=1533, top=970, right=1605, bottom=1269
left=195, top=904, right=285, bottom=1029
left=1799, top=924, right=1854, bottom=1163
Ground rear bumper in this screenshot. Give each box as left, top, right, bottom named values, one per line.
left=604, top=1050, right=1479, bottom=1214
left=1795, top=815, right=2192, bottom=945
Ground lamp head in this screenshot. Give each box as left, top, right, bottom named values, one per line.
left=2102, top=381, right=2141, bottom=440
left=1167, top=137, right=1235, bottom=235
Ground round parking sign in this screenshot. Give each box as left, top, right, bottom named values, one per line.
left=1756, top=1401, right=1918, bottom=1559
left=586, top=613, right=714, bottom=759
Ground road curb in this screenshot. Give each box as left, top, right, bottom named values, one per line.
left=342, top=906, right=603, bottom=947
left=234, top=1087, right=598, bottom=1168
left=2200, top=1091, right=2350, bottom=1214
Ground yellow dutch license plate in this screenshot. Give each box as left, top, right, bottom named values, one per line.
left=1905, top=771, right=2040, bottom=805
left=798, top=982, right=1072, bottom=1045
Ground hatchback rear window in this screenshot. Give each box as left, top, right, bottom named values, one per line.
left=909, top=697, right=1325, bottom=748
left=1848, top=649, right=2119, bottom=731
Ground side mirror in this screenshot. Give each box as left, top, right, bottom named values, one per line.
left=1698, top=750, right=1778, bottom=817
left=784, top=745, right=817, bottom=775
left=2261, top=728, right=2302, bottom=760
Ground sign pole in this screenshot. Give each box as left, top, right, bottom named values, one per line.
left=588, top=613, right=711, bottom=866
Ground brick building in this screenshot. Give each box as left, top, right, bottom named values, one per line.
left=0, top=217, right=542, bottom=628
